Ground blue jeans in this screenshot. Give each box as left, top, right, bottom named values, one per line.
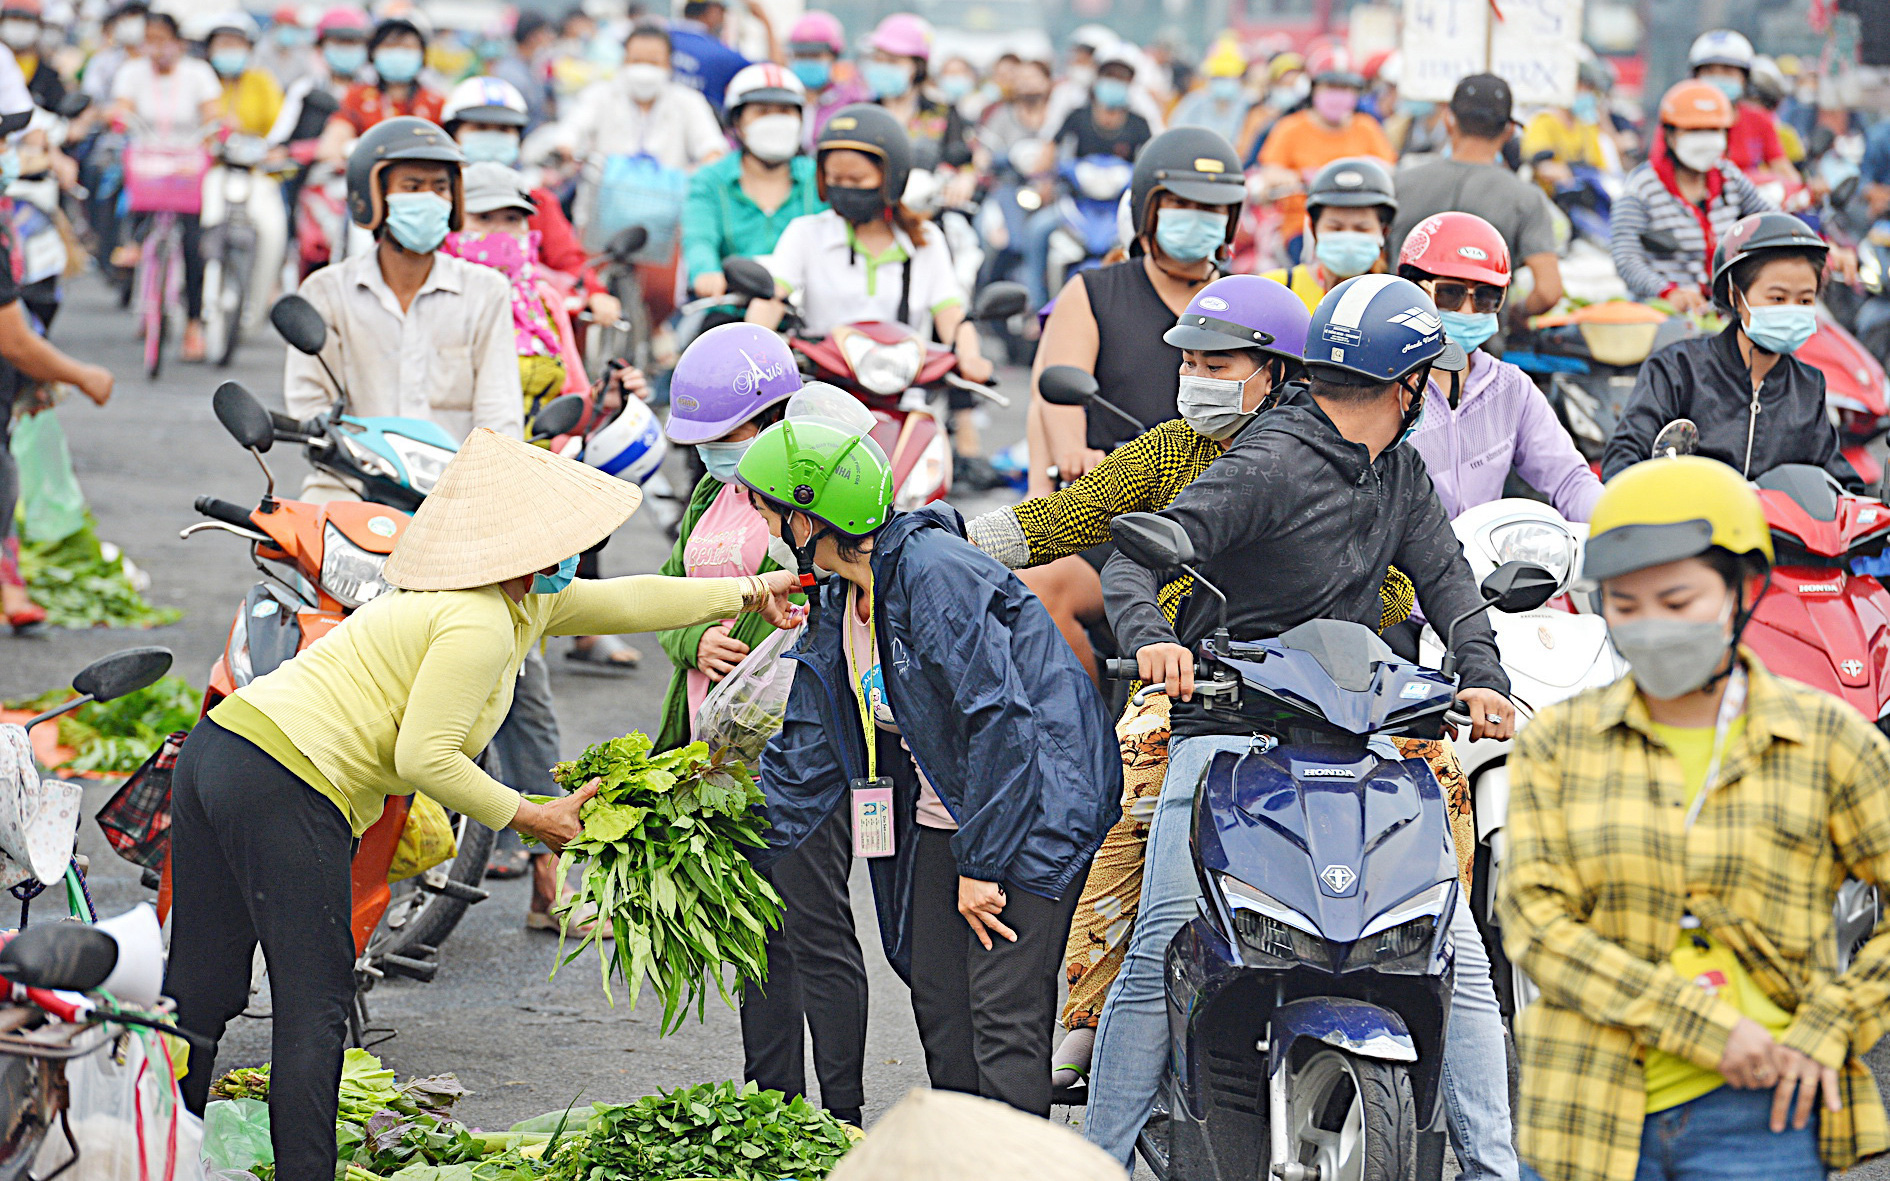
left=1082, top=734, right=1518, bottom=1179
left=1020, top=205, right=1064, bottom=312
left=1519, top=1085, right=1822, bottom=1181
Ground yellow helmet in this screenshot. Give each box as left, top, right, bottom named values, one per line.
left=1582, top=456, right=1773, bottom=583
left=1203, top=38, right=1247, bottom=78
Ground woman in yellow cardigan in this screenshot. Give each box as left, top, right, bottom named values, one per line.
left=164, top=429, right=800, bottom=1181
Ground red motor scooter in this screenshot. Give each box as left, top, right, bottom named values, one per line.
left=1799, top=312, right=1890, bottom=490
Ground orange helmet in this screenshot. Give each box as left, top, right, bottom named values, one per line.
left=1398, top=211, right=1511, bottom=287
left=1658, top=79, right=1735, bottom=130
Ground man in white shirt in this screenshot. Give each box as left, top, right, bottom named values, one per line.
left=560, top=20, right=726, bottom=170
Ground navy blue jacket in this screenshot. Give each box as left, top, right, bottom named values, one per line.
left=756, top=505, right=1120, bottom=980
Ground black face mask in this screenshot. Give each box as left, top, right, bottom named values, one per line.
left=827, top=184, right=888, bottom=225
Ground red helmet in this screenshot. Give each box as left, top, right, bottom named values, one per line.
left=1305, top=44, right=1364, bottom=87
left=1398, top=211, right=1511, bottom=287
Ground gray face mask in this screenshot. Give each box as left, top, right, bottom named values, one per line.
left=1178, top=372, right=1258, bottom=441
left=1609, top=606, right=1733, bottom=700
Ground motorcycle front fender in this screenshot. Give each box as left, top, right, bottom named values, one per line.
left=1266, top=997, right=1417, bottom=1077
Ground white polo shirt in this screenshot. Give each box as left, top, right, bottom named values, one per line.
left=762, top=209, right=965, bottom=338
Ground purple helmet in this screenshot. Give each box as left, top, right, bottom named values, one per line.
left=1162, top=274, right=1310, bottom=362
left=665, top=323, right=803, bottom=445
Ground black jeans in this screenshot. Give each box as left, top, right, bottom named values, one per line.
left=166, top=719, right=355, bottom=1181
left=739, top=805, right=867, bottom=1114
left=908, top=826, right=1080, bottom=1117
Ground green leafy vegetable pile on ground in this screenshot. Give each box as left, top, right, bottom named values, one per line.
left=536, top=734, right=783, bottom=1033
left=17, top=517, right=180, bottom=629
left=4, top=676, right=200, bottom=773
left=562, top=1080, right=855, bottom=1181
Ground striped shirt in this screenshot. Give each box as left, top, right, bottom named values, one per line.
left=1610, top=158, right=1770, bottom=300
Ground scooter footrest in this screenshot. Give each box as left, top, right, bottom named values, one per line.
left=377, top=953, right=437, bottom=982
left=425, top=878, right=490, bottom=904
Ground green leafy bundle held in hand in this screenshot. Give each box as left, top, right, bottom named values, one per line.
left=535, top=734, right=782, bottom=1034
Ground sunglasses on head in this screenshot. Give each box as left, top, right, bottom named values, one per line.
left=1428, top=280, right=1506, bottom=314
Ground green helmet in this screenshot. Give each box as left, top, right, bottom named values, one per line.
left=737, top=417, right=894, bottom=538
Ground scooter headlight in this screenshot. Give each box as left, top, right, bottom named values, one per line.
left=1219, top=874, right=1328, bottom=966
left=338, top=433, right=400, bottom=482
left=1073, top=158, right=1132, bottom=201
left=1345, top=881, right=1453, bottom=972
left=321, top=523, right=390, bottom=609
left=383, top=434, right=453, bottom=494
left=228, top=611, right=253, bottom=686
left=1489, top=520, right=1577, bottom=590
left=839, top=330, right=925, bottom=396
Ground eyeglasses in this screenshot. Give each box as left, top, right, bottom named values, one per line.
left=1427, top=280, right=1507, bottom=314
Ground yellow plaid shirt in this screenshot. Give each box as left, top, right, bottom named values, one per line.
left=1498, top=652, right=1890, bottom=1181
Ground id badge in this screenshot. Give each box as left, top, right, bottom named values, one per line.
left=850, top=777, right=895, bottom=858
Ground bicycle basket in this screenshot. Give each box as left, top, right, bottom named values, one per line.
left=123, top=144, right=209, bottom=214
left=584, top=152, right=685, bottom=259
left=95, top=730, right=187, bottom=871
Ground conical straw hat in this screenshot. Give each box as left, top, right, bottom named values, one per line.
left=826, top=1089, right=1124, bottom=1181
left=383, top=428, right=642, bottom=591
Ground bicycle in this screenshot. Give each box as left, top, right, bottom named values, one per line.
left=120, top=121, right=212, bottom=379
left=581, top=224, right=652, bottom=376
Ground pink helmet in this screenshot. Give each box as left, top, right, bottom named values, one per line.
left=787, top=10, right=844, bottom=55
left=315, top=6, right=369, bottom=38
left=868, top=13, right=932, bottom=61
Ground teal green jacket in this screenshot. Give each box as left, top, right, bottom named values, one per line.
left=680, top=153, right=825, bottom=284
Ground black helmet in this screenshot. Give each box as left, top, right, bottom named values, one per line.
left=1305, top=156, right=1397, bottom=225
left=1128, top=126, right=1245, bottom=245
left=1709, top=211, right=1828, bottom=309
left=815, top=104, right=913, bottom=206
left=368, top=14, right=427, bottom=54
left=346, top=116, right=464, bottom=231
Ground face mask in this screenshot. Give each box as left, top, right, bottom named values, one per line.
left=1398, top=98, right=1435, bottom=117
left=530, top=554, right=579, bottom=595
left=373, top=46, right=423, bottom=83
left=938, top=73, right=973, bottom=101
left=1395, top=376, right=1427, bottom=446
left=1742, top=301, right=1817, bottom=355
left=862, top=59, right=911, bottom=100
left=1178, top=372, right=1258, bottom=440
left=1571, top=91, right=1599, bottom=122
left=1312, top=229, right=1381, bottom=278
left=0, top=20, right=36, bottom=51
left=1154, top=207, right=1228, bottom=262
left=112, top=16, right=143, bottom=45
left=697, top=438, right=753, bottom=483
left=1209, top=75, right=1242, bottom=101
left=383, top=191, right=452, bottom=254
left=1440, top=309, right=1500, bottom=353
left=624, top=61, right=668, bottom=101
left=1671, top=129, right=1728, bottom=173
left=1068, top=64, right=1095, bottom=87
left=790, top=58, right=831, bottom=90
left=1093, top=77, right=1131, bottom=109
left=1705, top=75, right=1744, bottom=102
left=743, top=113, right=802, bottom=164
left=1268, top=76, right=1310, bottom=109
left=587, top=34, right=621, bottom=65
left=827, top=183, right=887, bottom=224
left=1311, top=86, right=1357, bottom=123
left=210, top=48, right=249, bottom=78
left=275, top=25, right=309, bottom=47
left=0, top=149, right=21, bottom=190
left=766, top=531, right=831, bottom=580
left=458, top=129, right=520, bottom=165
left=1609, top=600, right=1733, bottom=699
left=324, top=43, right=367, bottom=74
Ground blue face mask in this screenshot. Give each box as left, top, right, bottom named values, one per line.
left=458, top=129, right=520, bottom=165
left=1313, top=229, right=1383, bottom=279
left=275, top=25, right=309, bottom=47
left=0, top=149, right=20, bottom=190
left=1439, top=309, right=1500, bottom=353
left=1209, top=75, right=1242, bottom=101
left=530, top=554, right=579, bottom=594
left=383, top=191, right=451, bottom=253
left=938, top=73, right=973, bottom=101
left=1398, top=98, right=1435, bottom=118
left=1705, top=75, right=1744, bottom=102
left=1742, top=301, right=1817, bottom=355
left=791, top=57, right=831, bottom=90
left=1154, top=207, right=1227, bottom=262
left=210, top=49, right=249, bottom=78
left=1570, top=91, right=1599, bottom=122
left=1093, top=77, right=1131, bottom=109
left=862, top=60, right=911, bottom=99
left=324, top=43, right=367, bottom=75
left=373, top=46, right=423, bottom=83
left=697, top=438, right=753, bottom=483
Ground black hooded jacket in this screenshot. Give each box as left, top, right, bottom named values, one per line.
left=1103, top=384, right=1508, bottom=741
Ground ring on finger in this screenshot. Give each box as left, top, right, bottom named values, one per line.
left=1485, top=713, right=1504, bottom=723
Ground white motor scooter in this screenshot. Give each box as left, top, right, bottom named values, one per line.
left=1420, top=498, right=1628, bottom=1016
left=200, top=133, right=288, bottom=366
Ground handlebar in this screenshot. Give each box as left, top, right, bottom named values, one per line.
left=194, top=496, right=256, bottom=530
left=1103, top=658, right=1141, bottom=680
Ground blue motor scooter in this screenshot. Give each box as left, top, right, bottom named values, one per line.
left=1105, top=512, right=1558, bottom=1181
left=1044, top=153, right=1134, bottom=298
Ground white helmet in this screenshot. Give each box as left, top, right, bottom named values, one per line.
left=1689, top=29, right=1755, bottom=72
left=190, top=9, right=258, bottom=41
left=442, top=75, right=529, bottom=128
left=583, top=397, right=667, bottom=485
left=725, top=61, right=806, bottom=112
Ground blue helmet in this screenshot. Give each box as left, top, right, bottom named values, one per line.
left=1304, top=274, right=1466, bottom=384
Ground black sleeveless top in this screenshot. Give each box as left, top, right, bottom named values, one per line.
left=1079, top=259, right=1184, bottom=451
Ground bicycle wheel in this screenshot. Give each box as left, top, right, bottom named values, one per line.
left=140, top=221, right=170, bottom=379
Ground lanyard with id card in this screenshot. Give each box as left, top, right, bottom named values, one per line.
left=847, top=585, right=895, bottom=858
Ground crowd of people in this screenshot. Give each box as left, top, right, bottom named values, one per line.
left=4, top=5, right=1890, bottom=1181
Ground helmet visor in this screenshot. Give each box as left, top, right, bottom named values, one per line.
left=1581, top=518, right=1715, bottom=583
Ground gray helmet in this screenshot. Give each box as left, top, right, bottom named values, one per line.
left=1305, top=156, right=1397, bottom=225
left=346, top=116, right=465, bottom=231
left=1128, top=126, right=1245, bottom=245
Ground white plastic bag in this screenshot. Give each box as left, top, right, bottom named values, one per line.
left=37, top=1027, right=203, bottom=1181
left=694, top=625, right=803, bottom=763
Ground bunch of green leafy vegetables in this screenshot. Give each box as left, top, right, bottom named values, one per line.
left=5, top=676, right=200, bottom=773
left=534, top=734, right=782, bottom=1034
left=548, top=1081, right=854, bottom=1181
left=17, top=517, right=180, bottom=629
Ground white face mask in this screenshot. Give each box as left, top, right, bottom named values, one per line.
left=742, top=113, right=803, bottom=164
left=0, top=20, right=37, bottom=51
left=623, top=61, right=668, bottom=102
left=1671, top=129, right=1728, bottom=173
left=112, top=15, right=144, bottom=45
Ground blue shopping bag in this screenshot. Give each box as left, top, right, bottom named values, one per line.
left=591, top=152, right=685, bottom=261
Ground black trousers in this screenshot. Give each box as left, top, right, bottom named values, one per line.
left=739, top=805, right=867, bottom=1113
left=908, top=826, right=1080, bottom=1117
left=166, top=719, right=356, bottom=1181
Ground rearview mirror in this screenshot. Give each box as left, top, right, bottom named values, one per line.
left=1652, top=418, right=1699, bottom=459
left=1481, top=561, right=1561, bottom=614
left=1111, top=512, right=1195, bottom=570
left=214, top=381, right=276, bottom=452
left=722, top=256, right=777, bottom=302
left=530, top=394, right=586, bottom=441
left=56, top=93, right=91, bottom=120
left=270, top=294, right=328, bottom=356
left=607, top=225, right=648, bottom=262
left=71, top=646, right=172, bottom=703
left=1835, top=174, right=1863, bottom=209
left=1037, top=365, right=1099, bottom=408
left=971, top=281, right=1028, bottom=321
left=1640, top=229, right=1681, bottom=257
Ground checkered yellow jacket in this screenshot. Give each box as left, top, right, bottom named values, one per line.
left=1498, top=653, right=1890, bottom=1181
left=970, top=419, right=1414, bottom=630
